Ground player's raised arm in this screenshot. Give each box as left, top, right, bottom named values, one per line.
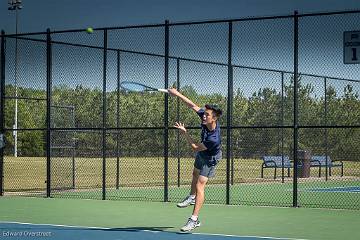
left=174, top=122, right=207, bottom=152
left=168, top=88, right=201, bottom=112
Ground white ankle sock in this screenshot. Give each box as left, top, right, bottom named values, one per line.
left=190, top=215, right=198, bottom=221
left=190, top=195, right=196, bottom=199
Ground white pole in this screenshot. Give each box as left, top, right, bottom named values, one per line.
left=9, top=0, right=22, bottom=157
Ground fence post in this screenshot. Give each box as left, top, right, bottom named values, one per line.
left=281, top=72, right=285, bottom=184
left=292, top=11, right=299, bottom=207
left=116, top=50, right=121, bottom=189
left=324, top=77, right=329, bottom=181
left=176, top=58, right=181, bottom=187
left=102, top=29, right=108, bottom=200
left=164, top=20, right=170, bottom=202
left=0, top=30, right=5, bottom=196
left=226, top=21, right=233, bottom=205
left=46, top=29, right=52, bottom=198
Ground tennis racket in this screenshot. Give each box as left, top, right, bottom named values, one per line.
left=120, top=81, right=169, bottom=93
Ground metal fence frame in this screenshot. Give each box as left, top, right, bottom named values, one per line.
left=1, top=10, right=360, bottom=209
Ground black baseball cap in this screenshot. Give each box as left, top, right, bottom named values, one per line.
left=205, top=104, right=222, bottom=117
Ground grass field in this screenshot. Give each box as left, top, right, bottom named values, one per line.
left=3, top=156, right=360, bottom=209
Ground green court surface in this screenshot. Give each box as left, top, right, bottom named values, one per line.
left=47, top=180, right=360, bottom=209
left=0, top=197, right=359, bottom=240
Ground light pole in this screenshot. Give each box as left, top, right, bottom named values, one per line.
left=8, top=0, right=22, bottom=157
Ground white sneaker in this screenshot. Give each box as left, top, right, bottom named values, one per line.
left=180, top=218, right=201, bottom=232
left=177, top=196, right=195, bottom=208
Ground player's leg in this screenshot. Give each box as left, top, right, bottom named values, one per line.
left=190, top=167, right=200, bottom=195
left=180, top=154, right=219, bottom=232
left=192, top=175, right=208, bottom=216
left=177, top=168, right=199, bottom=208
left=177, top=153, right=202, bottom=208
left=180, top=175, right=208, bottom=232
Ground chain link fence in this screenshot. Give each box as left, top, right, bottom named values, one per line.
left=1, top=10, right=359, bottom=209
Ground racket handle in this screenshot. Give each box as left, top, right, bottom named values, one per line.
left=158, top=89, right=169, bottom=93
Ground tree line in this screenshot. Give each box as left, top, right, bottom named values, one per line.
left=3, top=79, right=360, bottom=161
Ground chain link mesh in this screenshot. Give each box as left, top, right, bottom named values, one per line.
left=2, top=35, right=47, bottom=196
left=1, top=12, right=359, bottom=209
left=298, top=13, right=360, bottom=209
left=3, top=130, right=46, bottom=196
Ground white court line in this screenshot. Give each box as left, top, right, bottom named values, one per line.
left=299, top=185, right=360, bottom=193
left=0, top=221, right=309, bottom=240
left=193, top=232, right=308, bottom=240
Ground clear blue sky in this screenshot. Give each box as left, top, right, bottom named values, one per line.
left=1, top=0, right=360, bottom=34
left=2, top=0, right=360, bottom=98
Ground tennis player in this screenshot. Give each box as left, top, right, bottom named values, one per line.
left=168, top=88, right=222, bottom=232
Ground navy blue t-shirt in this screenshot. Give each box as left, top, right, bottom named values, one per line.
left=196, top=109, right=221, bottom=157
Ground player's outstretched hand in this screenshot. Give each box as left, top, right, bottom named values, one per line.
left=174, top=122, right=187, bottom=133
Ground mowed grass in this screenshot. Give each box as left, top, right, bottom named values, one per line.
left=3, top=156, right=360, bottom=209
left=4, top=156, right=360, bottom=191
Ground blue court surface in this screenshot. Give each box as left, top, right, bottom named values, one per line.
left=0, top=222, right=305, bottom=240
left=306, top=186, right=360, bottom=193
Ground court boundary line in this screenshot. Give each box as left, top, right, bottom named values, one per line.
left=299, top=185, right=360, bottom=193
left=192, top=232, right=308, bottom=240
left=0, top=221, right=309, bottom=240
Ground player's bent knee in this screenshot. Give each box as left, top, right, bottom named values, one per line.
left=197, top=176, right=208, bottom=186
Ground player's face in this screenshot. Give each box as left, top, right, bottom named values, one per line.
left=202, top=109, right=217, bottom=125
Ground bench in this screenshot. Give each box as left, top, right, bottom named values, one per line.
left=261, top=156, right=292, bottom=179
left=310, top=156, right=344, bottom=177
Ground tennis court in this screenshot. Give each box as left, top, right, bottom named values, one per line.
left=0, top=222, right=301, bottom=240
left=46, top=179, right=360, bottom=208
left=303, top=186, right=360, bottom=193
left=1, top=9, right=360, bottom=240
left=1, top=197, right=359, bottom=240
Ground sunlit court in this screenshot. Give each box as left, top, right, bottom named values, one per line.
left=0, top=3, right=360, bottom=240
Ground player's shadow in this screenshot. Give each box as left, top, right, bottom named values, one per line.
left=13, top=226, right=175, bottom=232
left=95, top=227, right=193, bottom=235
left=98, top=226, right=174, bottom=232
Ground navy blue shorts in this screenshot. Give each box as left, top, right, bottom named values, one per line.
left=194, top=151, right=222, bottom=178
